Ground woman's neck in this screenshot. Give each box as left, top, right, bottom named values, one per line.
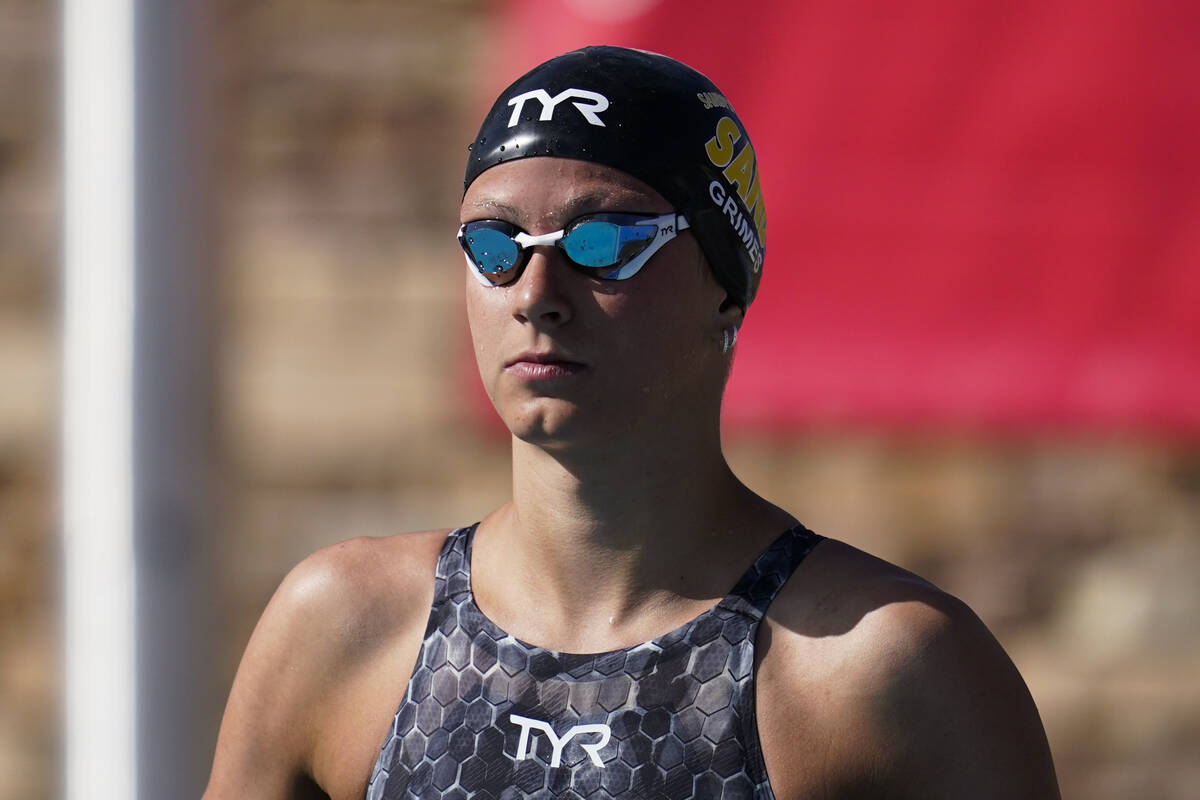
left=511, top=427, right=735, bottom=541
left=469, top=431, right=795, bottom=652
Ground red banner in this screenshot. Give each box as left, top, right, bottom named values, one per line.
left=479, top=0, right=1200, bottom=435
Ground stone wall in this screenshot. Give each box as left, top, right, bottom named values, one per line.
left=1, top=1, right=1197, bottom=797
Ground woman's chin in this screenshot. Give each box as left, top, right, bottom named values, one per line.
left=500, top=401, right=610, bottom=451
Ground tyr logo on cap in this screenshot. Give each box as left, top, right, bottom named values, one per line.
left=506, top=88, right=610, bottom=128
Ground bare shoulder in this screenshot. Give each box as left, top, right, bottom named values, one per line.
left=757, top=538, right=1060, bottom=800
left=280, top=529, right=450, bottom=635
left=204, top=528, right=452, bottom=800
left=242, top=528, right=449, bottom=686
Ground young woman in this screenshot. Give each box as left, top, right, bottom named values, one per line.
left=204, top=46, right=1059, bottom=799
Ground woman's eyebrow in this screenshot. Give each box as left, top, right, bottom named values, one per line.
left=461, top=198, right=522, bottom=220
left=561, top=189, right=658, bottom=216
left=462, top=190, right=656, bottom=224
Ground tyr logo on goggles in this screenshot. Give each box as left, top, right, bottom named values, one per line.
left=458, top=212, right=690, bottom=287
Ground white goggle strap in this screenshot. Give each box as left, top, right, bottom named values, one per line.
left=601, top=213, right=690, bottom=280
left=513, top=229, right=567, bottom=249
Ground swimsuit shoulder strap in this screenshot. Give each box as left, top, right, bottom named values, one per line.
left=431, top=524, right=477, bottom=605
left=721, top=524, right=824, bottom=619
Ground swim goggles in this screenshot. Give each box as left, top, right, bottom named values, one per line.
left=458, top=211, right=690, bottom=287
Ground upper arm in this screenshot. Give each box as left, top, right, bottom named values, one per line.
left=757, top=540, right=1059, bottom=800
left=202, top=534, right=439, bottom=800
left=203, top=548, right=348, bottom=800
left=868, top=597, right=1060, bottom=799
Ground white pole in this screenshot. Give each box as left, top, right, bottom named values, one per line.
left=62, top=0, right=137, bottom=798
left=63, top=1, right=219, bottom=797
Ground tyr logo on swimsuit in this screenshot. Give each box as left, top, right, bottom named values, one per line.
left=505, top=89, right=610, bottom=128
left=509, top=713, right=612, bottom=768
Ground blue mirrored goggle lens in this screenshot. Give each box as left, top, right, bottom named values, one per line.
left=561, top=220, right=656, bottom=268
left=463, top=226, right=521, bottom=275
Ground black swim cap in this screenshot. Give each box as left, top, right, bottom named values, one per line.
left=464, top=46, right=765, bottom=309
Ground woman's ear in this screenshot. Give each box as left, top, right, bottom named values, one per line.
left=716, top=294, right=745, bottom=331
left=712, top=295, right=745, bottom=356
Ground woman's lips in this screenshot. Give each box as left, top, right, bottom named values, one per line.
left=504, top=353, right=587, bottom=380
left=505, top=360, right=587, bottom=380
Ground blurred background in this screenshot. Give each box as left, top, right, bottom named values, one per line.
left=4, top=0, right=1200, bottom=797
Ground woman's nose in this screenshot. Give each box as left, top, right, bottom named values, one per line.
left=510, top=249, right=573, bottom=327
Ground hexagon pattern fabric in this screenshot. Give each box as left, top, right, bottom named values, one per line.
left=367, top=524, right=822, bottom=799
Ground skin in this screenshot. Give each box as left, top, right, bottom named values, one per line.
left=203, top=157, right=1060, bottom=799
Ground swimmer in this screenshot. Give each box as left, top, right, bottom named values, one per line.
left=204, top=46, right=1060, bottom=799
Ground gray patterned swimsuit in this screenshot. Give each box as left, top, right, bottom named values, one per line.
left=367, top=523, right=822, bottom=799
